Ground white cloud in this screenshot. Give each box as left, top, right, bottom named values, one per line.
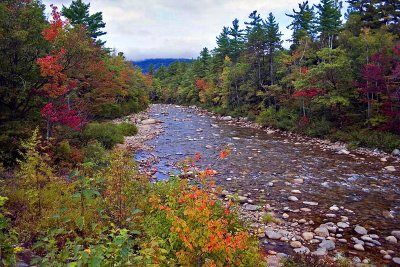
left=42, top=0, right=341, bottom=60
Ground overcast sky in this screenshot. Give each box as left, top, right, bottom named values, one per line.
left=42, top=0, right=341, bottom=61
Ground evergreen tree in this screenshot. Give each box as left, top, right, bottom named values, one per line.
left=245, top=11, right=266, bottom=89
left=315, top=0, right=342, bottom=48
left=62, top=0, right=106, bottom=44
left=264, top=13, right=283, bottom=85
left=215, top=27, right=231, bottom=62
left=229, top=19, right=245, bottom=62
left=286, top=1, right=315, bottom=46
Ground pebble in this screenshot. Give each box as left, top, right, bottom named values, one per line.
left=311, top=248, right=327, bottom=256
left=302, top=232, right=314, bottom=241
left=338, top=239, right=347, bottom=243
left=391, top=230, right=400, bottom=239
left=314, top=227, right=329, bottom=238
left=385, top=236, right=397, bottom=244
left=325, top=213, right=336, bottom=218
left=298, top=219, right=306, bottom=224
left=354, top=244, right=365, bottom=251
left=383, top=254, right=392, bottom=260
left=244, top=204, right=260, bottom=211
left=300, top=208, right=311, bottom=212
left=288, top=196, right=299, bottom=202
left=303, top=201, right=318, bottom=206
left=384, top=165, right=396, bottom=172
left=329, top=205, right=339, bottom=211
left=293, top=246, right=310, bottom=255
left=291, top=190, right=301, bottom=194
left=282, top=213, right=290, bottom=219
left=266, top=230, right=282, bottom=240
left=293, top=178, right=304, bottom=184
left=393, top=258, right=400, bottom=265
left=354, top=225, right=368, bottom=235
left=337, top=222, right=349, bottom=228
left=319, top=240, right=335, bottom=251
left=290, top=241, right=302, bottom=248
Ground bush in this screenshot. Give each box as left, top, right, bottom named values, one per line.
left=140, top=176, right=265, bottom=266
left=116, top=122, right=138, bottom=136
left=82, top=122, right=137, bottom=149
left=83, top=140, right=109, bottom=165
left=304, top=117, right=332, bottom=137
left=330, top=129, right=400, bottom=152
left=257, top=107, right=298, bottom=131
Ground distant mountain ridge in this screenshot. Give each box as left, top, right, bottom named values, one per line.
left=132, top=58, right=192, bottom=73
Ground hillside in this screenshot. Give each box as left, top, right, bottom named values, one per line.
left=132, top=58, right=192, bottom=73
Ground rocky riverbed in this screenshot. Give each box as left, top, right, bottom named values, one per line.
left=124, top=104, right=400, bottom=266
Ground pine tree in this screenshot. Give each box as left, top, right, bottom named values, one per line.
left=245, top=11, right=266, bottom=89
left=264, top=13, right=283, bottom=85
left=215, top=27, right=231, bottom=62
left=229, top=19, right=245, bottom=62
left=315, top=0, right=342, bottom=48
left=62, top=0, right=106, bottom=44
left=286, top=1, right=315, bottom=46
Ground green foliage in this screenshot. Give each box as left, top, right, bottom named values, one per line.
left=83, top=140, right=109, bottom=165
left=257, top=107, right=298, bottom=131
left=261, top=212, right=281, bottom=224
left=82, top=122, right=137, bottom=149
left=62, top=0, right=106, bottom=43
left=116, top=122, right=138, bottom=136
left=0, top=196, right=18, bottom=266
left=331, top=129, right=400, bottom=152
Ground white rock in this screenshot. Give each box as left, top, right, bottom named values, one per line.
left=288, top=196, right=299, bottom=202
left=291, top=190, right=302, bottom=194
left=293, top=246, right=310, bottom=255
left=293, top=178, right=304, bottom=184
left=319, top=240, right=335, bottom=251
left=391, top=230, right=400, bottom=239
left=290, top=241, right=302, bottom=248
left=303, top=201, right=318, bottom=206
left=329, top=205, right=340, bottom=211
left=141, top=118, right=158, bottom=125
left=384, top=166, right=396, bottom=172
left=302, top=232, right=314, bottom=241
left=337, top=222, right=349, bottom=228
left=354, top=244, right=365, bottom=251
left=354, top=225, right=368, bottom=235
left=221, top=116, right=232, bottom=121
left=314, top=227, right=329, bottom=238
left=385, top=236, right=397, bottom=244
left=393, top=258, right=400, bottom=265
left=266, top=230, right=282, bottom=240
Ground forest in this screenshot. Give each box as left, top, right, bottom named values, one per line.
left=0, top=0, right=399, bottom=266
left=150, top=0, right=400, bottom=152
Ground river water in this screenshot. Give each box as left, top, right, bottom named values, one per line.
left=135, top=104, right=400, bottom=258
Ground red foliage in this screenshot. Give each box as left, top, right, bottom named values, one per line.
left=37, top=49, right=78, bottom=98
left=195, top=79, right=207, bottom=91
left=41, top=102, right=82, bottom=130
left=293, top=88, right=323, bottom=98
left=42, top=5, right=64, bottom=43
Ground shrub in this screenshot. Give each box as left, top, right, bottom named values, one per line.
left=116, top=122, right=138, bottom=136
left=82, top=122, right=123, bottom=149
left=83, top=140, right=109, bottom=165
left=262, top=212, right=281, bottom=224
left=140, top=176, right=265, bottom=266
left=330, top=129, right=400, bottom=152
left=257, top=107, right=298, bottom=131
left=82, top=122, right=138, bottom=149
left=304, top=117, right=332, bottom=137
left=0, top=196, right=18, bottom=266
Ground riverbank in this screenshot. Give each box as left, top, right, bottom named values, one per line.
left=126, top=104, right=400, bottom=266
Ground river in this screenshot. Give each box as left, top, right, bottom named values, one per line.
left=134, top=104, right=400, bottom=264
